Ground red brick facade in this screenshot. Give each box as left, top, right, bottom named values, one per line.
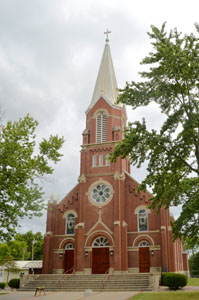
left=42, top=95, right=188, bottom=275
left=42, top=41, right=189, bottom=275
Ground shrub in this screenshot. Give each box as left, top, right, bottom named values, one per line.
left=0, top=282, right=6, bottom=289
left=162, top=272, right=187, bottom=290
left=8, top=278, right=20, bottom=289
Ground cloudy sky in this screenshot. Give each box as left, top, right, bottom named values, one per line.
left=1, top=0, right=198, bottom=234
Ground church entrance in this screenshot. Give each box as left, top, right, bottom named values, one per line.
left=91, top=236, right=110, bottom=274
left=139, top=247, right=150, bottom=273
left=64, top=243, right=74, bottom=273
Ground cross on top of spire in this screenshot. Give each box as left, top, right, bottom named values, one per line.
left=104, top=29, right=111, bottom=43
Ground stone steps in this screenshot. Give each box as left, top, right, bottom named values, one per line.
left=20, top=273, right=152, bottom=291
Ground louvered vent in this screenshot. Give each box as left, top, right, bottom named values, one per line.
left=96, top=113, right=107, bottom=143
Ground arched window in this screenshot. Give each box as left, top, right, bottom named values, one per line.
left=92, top=236, right=110, bottom=247
left=66, top=213, right=75, bottom=235
left=96, top=113, right=107, bottom=143
left=65, top=243, right=74, bottom=250
left=139, top=240, right=149, bottom=247
left=138, top=209, right=148, bottom=231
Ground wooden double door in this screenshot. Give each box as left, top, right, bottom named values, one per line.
left=92, top=248, right=109, bottom=274
left=65, top=250, right=74, bottom=273
left=139, top=247, right=150, bottom=273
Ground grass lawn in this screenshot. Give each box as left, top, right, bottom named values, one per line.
left=129, top=292, right=199, bottom=300
left=188, top=278, right=199, bottom=286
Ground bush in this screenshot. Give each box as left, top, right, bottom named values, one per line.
left=8, top=278, right=20, bottom=289
left=162, top=272, right=187, bottom=290
left=0, top=282, right=6, bottom=289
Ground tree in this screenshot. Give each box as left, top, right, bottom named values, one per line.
left=15, top=231, right=43, bottom=260
left=111, top=23, right=199, bottom=244
left=0, top=114, right=64, bottom=241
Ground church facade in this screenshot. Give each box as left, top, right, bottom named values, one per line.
left=42, top=35, right=189, bottom=275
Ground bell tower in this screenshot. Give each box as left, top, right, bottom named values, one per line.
left=76, top=31, right=130, bottom=273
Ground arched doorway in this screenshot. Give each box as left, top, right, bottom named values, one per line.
left=92, top=236, right=110, bottom=274
left=64, top=243, right=74, bottom=273
left=139, top=240, right=150, bottom=273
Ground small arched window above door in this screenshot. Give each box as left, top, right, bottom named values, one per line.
left=92, top=236, right=110, bottom=247
left=139, top=240, right=149, bottom=247
left=65, top=243, right=74, bottom=250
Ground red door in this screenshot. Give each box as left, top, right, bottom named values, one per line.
left=92, top=248, right=109, bottom=274
left=139, top=247, right=150, bottom=273
left=65, top=250, right=74, bottom=273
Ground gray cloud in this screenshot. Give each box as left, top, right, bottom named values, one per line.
left=0, top=0, right=198, bottom=234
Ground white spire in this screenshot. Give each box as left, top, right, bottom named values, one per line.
left=87, top=31, right=119, bottom=111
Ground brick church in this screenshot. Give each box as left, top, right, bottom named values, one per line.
left=42, top=33, right=189, bottom=275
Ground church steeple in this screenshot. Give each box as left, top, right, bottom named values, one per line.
left=87, top=30, right=119, bottom=112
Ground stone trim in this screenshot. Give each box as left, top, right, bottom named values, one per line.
left=134, top=205, right=151, bottom=214
left=59, top=237, right=75, bottom=249
left=75, top=222, right=85, bottom=228
left=44, top=231, right=52, bottom=237
left=63, top=209, right=78, bottom=219
left=53, top=249, right=65, bottom=254
left=85, top=230, right=114, bottom=247
left=86, top=179, right=114, bottom=207
left=128, top=245, right=160, bottom=251
left=128, top=230, right=159, bottom=234
left=114, top=221, right=120, bottom=226
left=133, top=234, right=154, bottom=247
left=113, top=171, right=125, bottom=180
left=78, top=174, right=87, bottom=183
left=87, top=172, right=113, bottom=178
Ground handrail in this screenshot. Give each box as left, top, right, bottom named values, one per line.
left=102, top=265, right=114, bottom=289
left=58, top=266, right=76, bottom=288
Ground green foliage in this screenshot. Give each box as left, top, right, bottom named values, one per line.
left=189, top=252, right=199, bottom=276
left=8, top=278, right=20, bottom=289
left=0, top=114, right=64, bottom=241
left=0, top=282, right=5, bottom=289
left=111, top=23, right=199, bottom=242
left=162, top=273, right=187, bottom=290
left=0, top=231, right=44, bottom=262
left=15, top=230, right=43, bottom=260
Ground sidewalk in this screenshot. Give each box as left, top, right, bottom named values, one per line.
left=0, top=291, right=138, bottom=300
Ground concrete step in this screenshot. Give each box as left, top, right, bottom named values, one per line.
left=21, top=273, right=152, bottom=291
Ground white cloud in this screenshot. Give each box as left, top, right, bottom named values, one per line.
left=0, top=0, right=198, bottom=234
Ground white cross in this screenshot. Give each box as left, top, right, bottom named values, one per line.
left=104, top=29, right=111, bottom=42
left=97, top=208, right=103, bottom=221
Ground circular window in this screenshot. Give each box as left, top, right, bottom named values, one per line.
left=92, top=184, right=110, bottom=203
left=88, top=180, right=113, bottom=207
left=92, top=236, right=110, bottom=247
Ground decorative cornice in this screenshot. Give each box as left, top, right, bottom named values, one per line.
left=81, top=140, right=119, bottom=149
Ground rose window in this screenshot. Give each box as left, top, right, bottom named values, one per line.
left=92, top=184, right=110, bottom=203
